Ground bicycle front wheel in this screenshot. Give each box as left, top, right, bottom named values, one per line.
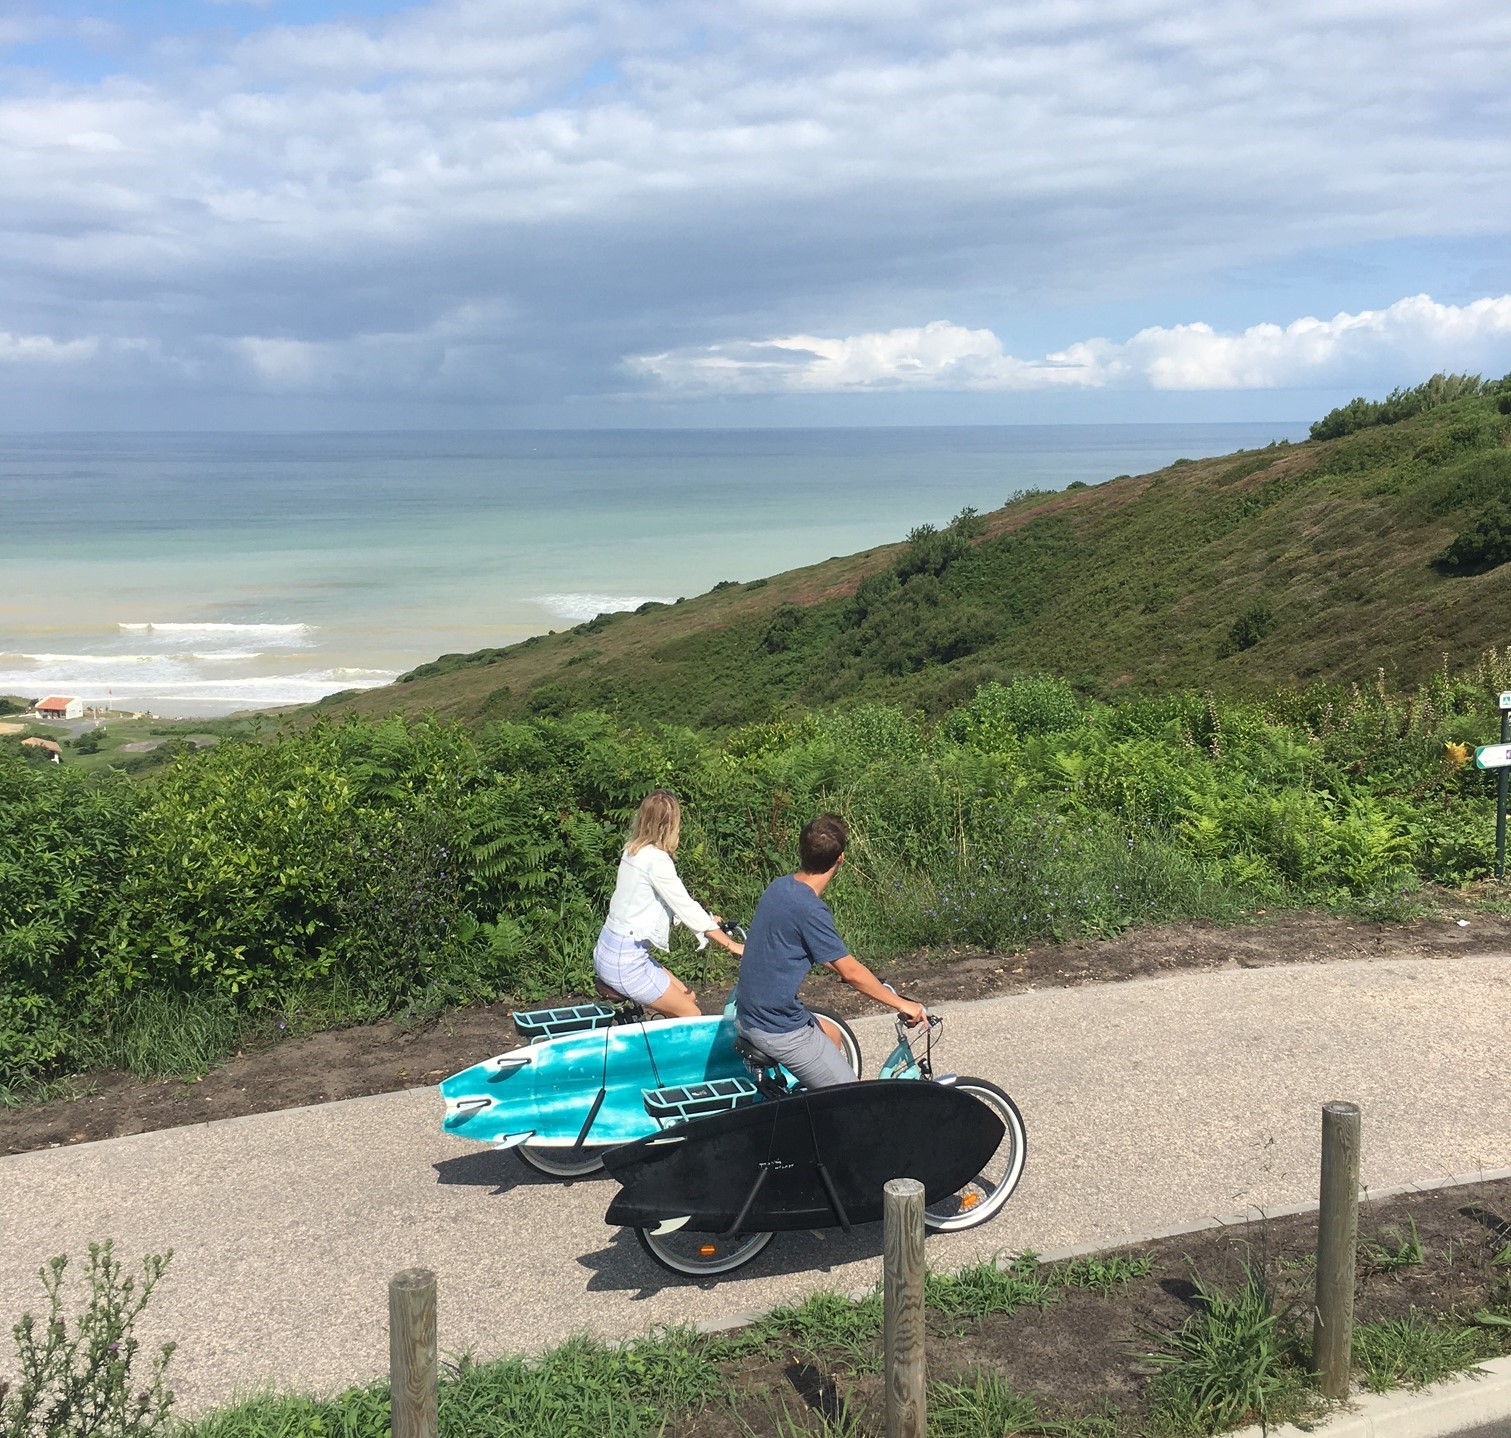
left=924, top=1078, right=1026, bottom=1232
left=635, top=1225, right=775, bottom=1277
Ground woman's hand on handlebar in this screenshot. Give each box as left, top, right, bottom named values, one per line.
left=707, top=923, right=745, bottom=957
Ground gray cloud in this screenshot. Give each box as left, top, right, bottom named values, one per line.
left=1, top=0, right=1509, bottom=422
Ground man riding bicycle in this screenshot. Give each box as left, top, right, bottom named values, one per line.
left=733, top=813, right=926, bottom=1089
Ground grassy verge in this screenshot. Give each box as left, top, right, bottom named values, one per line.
left=160, top=1183, right=1511, bottom=1438
left=7, top=655, right=1508, bottom=1093
left=7, top=1185, right=1508, bottom=1436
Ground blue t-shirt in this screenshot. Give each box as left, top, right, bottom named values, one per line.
left=734, top=875, right=851, bottom=1033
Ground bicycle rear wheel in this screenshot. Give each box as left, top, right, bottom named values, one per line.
left=636, top=1224, right=774, bottom=1276
left=923, top=1077, right=1026, bottom=1232
left=808, top=1006, right=863, bottom=1078
left=514, top=1144, right=607, bottom=1177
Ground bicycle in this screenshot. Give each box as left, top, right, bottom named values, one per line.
left=628, top=1009, right=1026, bottom=1277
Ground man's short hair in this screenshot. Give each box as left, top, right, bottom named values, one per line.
left=798, top=814, right=847, bottom=874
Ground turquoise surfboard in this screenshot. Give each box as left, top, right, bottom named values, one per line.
left=440, top=1011, right=750, bottom=1150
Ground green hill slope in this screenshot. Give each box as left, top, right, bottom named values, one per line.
left=323, top=376, right=1511, bottom=728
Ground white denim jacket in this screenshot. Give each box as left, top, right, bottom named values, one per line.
left=603, top=844, right=717, bottom=951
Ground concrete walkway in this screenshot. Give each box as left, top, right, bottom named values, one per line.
left=2, top=955, right=1507, bottom=1416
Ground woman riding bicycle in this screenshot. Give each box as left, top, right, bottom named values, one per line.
left=594, top=790, right=744, bottom=1019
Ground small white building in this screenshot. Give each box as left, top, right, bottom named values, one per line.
left=35, top=695, right=84, bottom=720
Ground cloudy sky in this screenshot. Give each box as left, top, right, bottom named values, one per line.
left=2, top=0, right=1509, bottom=429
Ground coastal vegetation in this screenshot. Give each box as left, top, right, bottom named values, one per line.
left=2, top=651, right=1506, bottom=1093
left=3, top=373, right=1511, bottom=1095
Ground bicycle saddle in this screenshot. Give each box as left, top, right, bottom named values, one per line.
left=731, top=1033, right=775, bottom=1069
left=731, top=1035, right=791, bottom=1099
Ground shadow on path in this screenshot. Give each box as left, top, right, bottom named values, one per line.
left=432, top=1149, right=614, bottom=1196
left=572, top=1219, right=995, bottom=1298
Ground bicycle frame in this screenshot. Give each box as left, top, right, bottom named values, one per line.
left=877, top=1012, right=942, bottom=1081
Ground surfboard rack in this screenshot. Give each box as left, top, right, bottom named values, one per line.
left=714, top=1156, right=853, bottom=1238
left=643, top=1077, right=763, bottom=1124
left=814, top=1161, right=853, bottom=1232
left=512, top=1003, right=618, bottom=1041
left=719, top=1163, right=772, bottom=1238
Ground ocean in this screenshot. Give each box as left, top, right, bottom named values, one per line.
left=0, top=424, right=1306, bottom=716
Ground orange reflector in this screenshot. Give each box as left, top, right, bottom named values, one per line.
left=959, top=1192, right=982, bottom=1211
left=700, top=1245, right=717, bottom=1257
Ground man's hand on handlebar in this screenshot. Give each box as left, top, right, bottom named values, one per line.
left=898, top=997, right=927, bottom=1027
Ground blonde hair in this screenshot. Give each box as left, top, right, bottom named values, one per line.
left=626, top=789, right=682, bottom=856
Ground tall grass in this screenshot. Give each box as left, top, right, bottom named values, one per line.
left=122, top=1241, right=1511, bottom=1438
left=1144, top=1265, right=1311, bottom=1435
left=73, top=990, right=248, bottom=1081
left=1353, top=1315, right=1497, bottom=1393
left=187, top=1330, right=723, bottom=1438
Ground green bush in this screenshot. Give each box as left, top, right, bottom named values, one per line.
left=895, top=508, right=985, bottom=580
left=0, top=758, right=139, bottom=1084
left=761, top=604, right=804, bottom=654
left=1220, top=603, right=1276, bottom=656
left=1433, top=501, right=1511, bottom=575
left=1311, top=373, right=1491, bottom=441
left=948, top=675, right=1082, bottom=747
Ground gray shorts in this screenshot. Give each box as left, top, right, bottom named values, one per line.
left=736, top=1015, right=855, bottom=1090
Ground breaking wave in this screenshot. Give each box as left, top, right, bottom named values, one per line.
left=533, top=592, right=676, bottom=624
left=118, top=622, right=313, bottom=637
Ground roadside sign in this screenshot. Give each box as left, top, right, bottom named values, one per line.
left=1500, top=691, right=1511, bottom=711
left=1476, top=743, right=1511, bottom=769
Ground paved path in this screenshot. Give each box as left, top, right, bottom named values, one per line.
left=2, top=956, right=1508, bottom=1415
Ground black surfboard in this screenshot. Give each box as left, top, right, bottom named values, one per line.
left=603, top=1080, right=1005, bottom=1234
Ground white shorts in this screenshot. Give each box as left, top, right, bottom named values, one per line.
left=593, top=927, right=673, bottom=1006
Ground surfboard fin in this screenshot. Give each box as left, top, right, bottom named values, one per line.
left=649, top=1216, right=692, bottom=1235
left=444, top=1096, right=492, bottom=1121
left=492, top=1131, right=536, bottom=1149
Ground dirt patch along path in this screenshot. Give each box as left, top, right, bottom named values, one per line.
left=2, top=956, right=1506, bottom=1417
left=3, top=906, right=1508, bottom=1157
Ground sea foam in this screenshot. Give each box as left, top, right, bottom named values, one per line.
left=533, top=593, right=676, bottom=624
left=118, top=622, right=312, bottom=640
left=18, top=652, right=261, bottom=665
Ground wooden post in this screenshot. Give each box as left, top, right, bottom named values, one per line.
left=884, top=1177, right=927, bottom=1438
left=1497, top=707, right=1509, bottom=880
left=1311, top=1102, right=1361, bottom=1399
left=389, top=1268, right=437, bottom=1438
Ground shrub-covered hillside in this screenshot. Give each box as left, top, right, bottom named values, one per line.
left=5, top=652, right=1509, bottom=1091
left=322, top=374, right=1511, bottom=729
